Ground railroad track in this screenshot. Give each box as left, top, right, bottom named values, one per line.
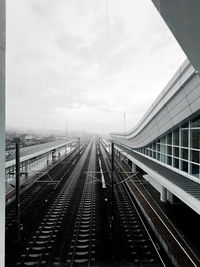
left=99, top=140, right=168, bottom=266
left=12, top=140, right=92, bottom=266
left=6, top=142, right=89, bottom=266
left=66, top=139, right=97, bottom=266
left=7, top=137, right=181, bottom=266
left=6, top=143, right=86, bottom=233
left=115, top=151, right=200, bottom=267
left=114, top=171, right=166, bottom=265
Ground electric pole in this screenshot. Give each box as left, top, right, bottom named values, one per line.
left=14, top=137, right=21, bottom=242
left=111, top=142, right=114, bottom=222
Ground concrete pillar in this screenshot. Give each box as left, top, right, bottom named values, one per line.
left=160, top=186, right=167, bottom=202
left=167, top=190, right=175, bottom=204
left=0, top=0, right=5, bottom=265
left=132, top=162, right=136, bottom=173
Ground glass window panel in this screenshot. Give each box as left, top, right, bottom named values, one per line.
left=181, top=130, right=188, bottom=147
left=153, top=142, right=156, bottom=150
left=190, top=163, right=199, bottom=178
left=173, top=147, right=179, bottom=157
left=191, top=116, right=200, bottom=128
left=160, top=145, right=166, bottom=154
left=157, top=152, right=160, bottom=161
left=167, top=133, right=172, bottom=145
left=173, top=158, right=179, bottom=169
left=157, top=144, right=160, bottom=152
left=173, top=129, right=179, bottom=146
left=191, top=129, right=200, bottom=149
left=161, top=154, right=166, bottom=163
left=181, top=122, right=189, bottom=128
left=149, top=144, right=152, bottom=149
left=161, top=136, right=166, bottom=144
left=181, top=148, right=188, bottom=160
left=149, top=150, right=152, bottom=157
left=191, top=150, right=200, bottom=163
left=181, top=160, right=188, bottom=173
left=153, top=151, right=156, bottom=159
left=157, top=139, right=160, bottom=144
left=167, top=156, right=172, bottom=165
left=167, top=146, right=172, bottom=155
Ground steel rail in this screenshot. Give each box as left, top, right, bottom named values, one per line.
left=117, top=161, right=199, bottom=267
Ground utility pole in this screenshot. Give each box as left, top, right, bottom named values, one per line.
left=111, top=142, right=114, bottom=222
left=15, top=138, right=21, bottom=242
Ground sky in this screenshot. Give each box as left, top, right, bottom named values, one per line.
left=6, top=0, right=186, bottom=134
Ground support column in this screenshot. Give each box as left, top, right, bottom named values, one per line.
left=132, top=162, right=136, bottom=173
left=167, top=190, right=175, bottom=204
left=0, top=0, right=5, bottom=264
left=160, top=186, right=167, bottom=202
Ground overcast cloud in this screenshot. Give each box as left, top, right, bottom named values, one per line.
left=6, top=0, right=186, bottom=134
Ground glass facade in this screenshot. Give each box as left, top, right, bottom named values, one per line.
left=134, top=115, right=200, bottom=180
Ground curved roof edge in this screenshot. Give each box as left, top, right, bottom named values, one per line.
left=111, top=59, right=200, bottom=148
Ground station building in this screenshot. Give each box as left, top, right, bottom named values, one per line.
left=111, top=59, right=200, bottom=214
left=111, top=0, right=200, bottom=216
